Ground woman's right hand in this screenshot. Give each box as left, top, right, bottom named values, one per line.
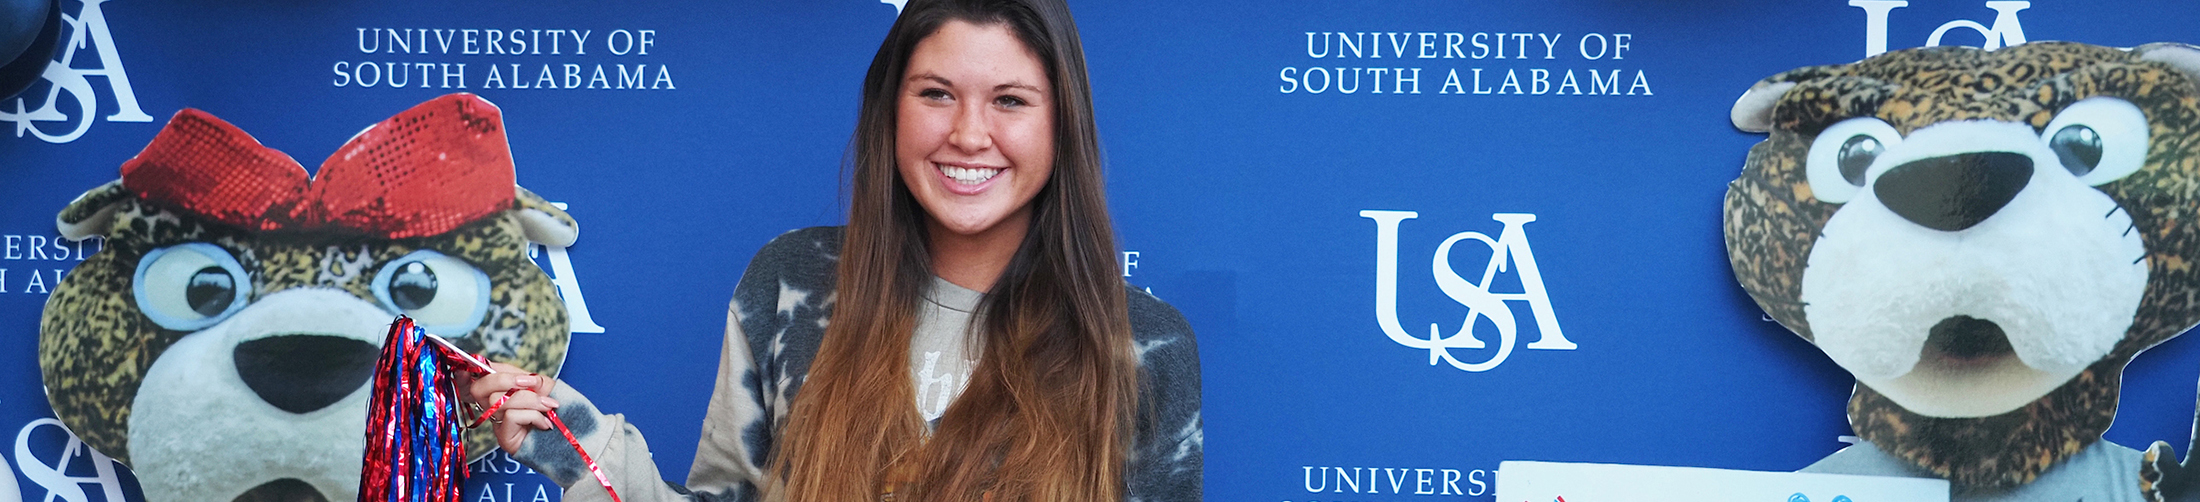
left=460, top=361, right=561, bottom=455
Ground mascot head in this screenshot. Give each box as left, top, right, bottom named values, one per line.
left=38, top=94, right=578, bottom=502
left=1725, top=41, right=2200, bottom=489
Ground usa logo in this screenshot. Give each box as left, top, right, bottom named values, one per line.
left=1362, top=210, right=1575, bottom=372
left=1851, top=1, right=2032, bottom=57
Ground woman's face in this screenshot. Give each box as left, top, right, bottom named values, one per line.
left=896, top=20, right=1054, bottom=242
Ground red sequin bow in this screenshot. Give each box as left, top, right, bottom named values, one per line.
left=118, top=93, right=517, bottom=239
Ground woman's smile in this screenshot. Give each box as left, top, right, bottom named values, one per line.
left=935, top=161, right=1005, bottom=192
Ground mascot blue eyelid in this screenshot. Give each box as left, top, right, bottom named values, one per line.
left=37, top=93, right=580, bottom=502
left=1725, top=41, right=2200, bottom=501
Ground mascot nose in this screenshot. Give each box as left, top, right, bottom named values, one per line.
left=233, top=478, right=327, bottom=502
left=1873, top=152, right=2033, bottom=232
left=233, top=335, right=380, bottom=414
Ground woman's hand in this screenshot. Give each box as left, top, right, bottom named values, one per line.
left=460, top=361, right=561, bottom=455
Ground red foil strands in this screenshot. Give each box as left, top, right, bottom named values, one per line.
left=360, top=316, right=623, bottom=502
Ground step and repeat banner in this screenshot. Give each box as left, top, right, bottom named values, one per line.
left=2, top=0, right=2199, bottom=501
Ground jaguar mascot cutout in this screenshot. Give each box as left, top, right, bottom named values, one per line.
left=1726, top=41, right=2200, bottom=500
left=38, top=93, right=577, bottom=502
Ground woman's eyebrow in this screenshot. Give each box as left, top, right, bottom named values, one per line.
left=908, top=73, right=952, bottom=87
left=907, top=72, right=1041, bottom=94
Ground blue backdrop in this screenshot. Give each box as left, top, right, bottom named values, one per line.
left=0, top=1, right=2196, bottom=500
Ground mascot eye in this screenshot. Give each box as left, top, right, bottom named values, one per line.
left=389, top=262, right=438, bottom=310
left=2049, top=125, right=2102, bottom=175
left=186, top=268, right=235, bottom=316
left=1837, top=136, right=1884, bottom=186
left=133, top=243, right=253, bottom=330
left=372, top=250, right=491, bottom=337
left=1805, top=117, right=1904, bottom=204
left=2041, top=96, right=2148, bottom=186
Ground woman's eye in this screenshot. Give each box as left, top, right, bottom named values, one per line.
left=917, top=88, right=951, bottom=101
left=994, top=95, right=1028, bottom=108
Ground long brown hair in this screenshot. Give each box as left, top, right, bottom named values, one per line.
left=769, top=0, right=1136, bottom=500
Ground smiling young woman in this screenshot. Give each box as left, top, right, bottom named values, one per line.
left=465, top=0, right=1204, bottom=501
left=892, top=19, right=1057, bottom=291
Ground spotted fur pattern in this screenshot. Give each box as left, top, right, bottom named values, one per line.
left=1726, top=42, right=2200, bottom=489
left=39, top=189, right=571, bottom=464
left=2144, top=441, right=2174, bottom=502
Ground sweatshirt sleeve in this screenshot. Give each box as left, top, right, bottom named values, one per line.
left=1125, top=287, right=1205, bottom=502
left=506, top=302, right=769, bottom=502
left=510, top=228, right=844, bottom=502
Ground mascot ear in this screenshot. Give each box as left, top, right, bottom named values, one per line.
left=1731, top=64, right=1865, bottom=133
left=2136, top=43, right=2200, bottom=85
left=1731, top=81, right=1795, bottom=133
left=513, top=186, right=578, bottom=247
left=56, top=180, right=131, bottom=241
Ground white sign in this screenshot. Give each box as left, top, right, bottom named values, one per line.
left=1496, top=461, right=1947, bottom=502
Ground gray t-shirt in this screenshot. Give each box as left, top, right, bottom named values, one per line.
left=912, top=277, right=981, bottom=422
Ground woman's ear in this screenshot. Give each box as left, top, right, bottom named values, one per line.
left=513, top=186, right=578, bottom=247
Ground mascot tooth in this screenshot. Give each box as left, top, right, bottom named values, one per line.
left=1725, top=42, right=2200, bottom=501
left=39, top=93, right=578, bottom=502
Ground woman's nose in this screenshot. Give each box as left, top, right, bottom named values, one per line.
left=947, top=105, right=992, bottom=152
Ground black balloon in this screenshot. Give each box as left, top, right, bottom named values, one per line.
left=0, top=0, right=58, bottom=100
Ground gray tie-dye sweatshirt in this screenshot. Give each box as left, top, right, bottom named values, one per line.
left=512, top=227, right=1205, bottom=501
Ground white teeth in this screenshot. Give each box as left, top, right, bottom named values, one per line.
left=940, top=165, right=1001, bottom=185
